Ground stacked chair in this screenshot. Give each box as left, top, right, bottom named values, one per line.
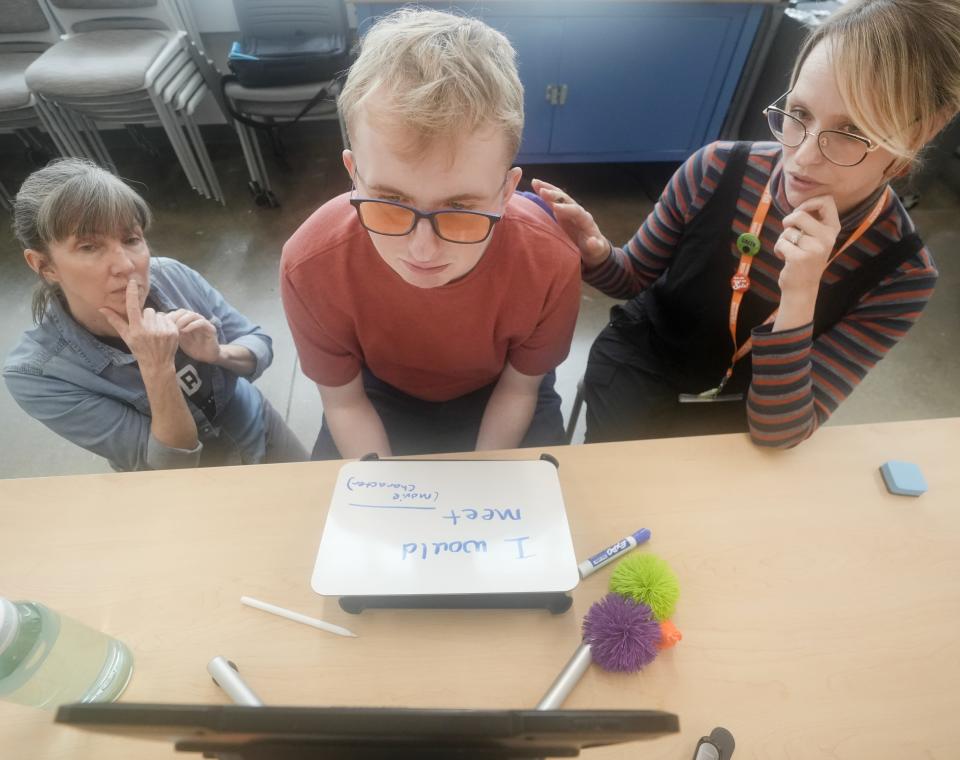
left=0, top=0, right=87, bottom=170
left=224, top=0, right=349, bottom=207
left=24, top=0, right=229, bottom=203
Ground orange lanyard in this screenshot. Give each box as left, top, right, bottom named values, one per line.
left=703, top=181, right=890, bottom=397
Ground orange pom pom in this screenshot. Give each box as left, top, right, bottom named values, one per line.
left=658, top=619, right=682, bottom=650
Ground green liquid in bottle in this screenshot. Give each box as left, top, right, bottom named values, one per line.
left=0, top=601, right=133, bottom=709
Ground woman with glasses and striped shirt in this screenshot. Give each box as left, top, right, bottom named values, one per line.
left=535, top=0, right=960, bottom=448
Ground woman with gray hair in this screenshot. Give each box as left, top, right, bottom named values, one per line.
left=3, top=159, right=306, bottom=471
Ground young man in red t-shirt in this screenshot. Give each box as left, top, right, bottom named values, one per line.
left=280, top=9, right=581, bottom=459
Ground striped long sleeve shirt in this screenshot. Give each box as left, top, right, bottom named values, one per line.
left=583, top=141, right=938, bottom=448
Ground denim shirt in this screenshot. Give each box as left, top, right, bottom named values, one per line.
left=3, top=257, right=273, bottom=471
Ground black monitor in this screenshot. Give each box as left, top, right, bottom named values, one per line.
left=56, top=704, right=680, bottom=759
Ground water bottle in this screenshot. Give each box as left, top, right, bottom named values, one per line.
left=0, top=597, right=133, bottom=709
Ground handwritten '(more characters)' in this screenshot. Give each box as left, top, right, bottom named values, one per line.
left=346, top=477, right=417, bottom=493
left=346, top=477, right=440, bottom=507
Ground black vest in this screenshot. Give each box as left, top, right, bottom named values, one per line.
left=613, top=142, right=923, bottom=396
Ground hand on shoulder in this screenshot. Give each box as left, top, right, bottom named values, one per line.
left=530, top=179, right=610, bottom=269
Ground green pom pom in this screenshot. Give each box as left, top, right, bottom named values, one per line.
left=609, top=553, right=680, bottom=621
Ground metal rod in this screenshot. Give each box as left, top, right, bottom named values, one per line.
left=207, top=656, right=264, bottom=706
left=535, top=643, right=592, bottom=710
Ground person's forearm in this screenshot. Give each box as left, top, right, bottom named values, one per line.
left=475, top=385, right=538, bottom=452
left=214, top=344, right=257, bottom=377
left=747, top=322, right=816, bottom=449
left=325, top=399, right=392, bottom=459
left=582, top=238, right=614, bottom=271
left=773, top=285, right=818, bottom=332
left=140, top=364, right=199, bottom=451
left=580, top=240, right=651, bottom=300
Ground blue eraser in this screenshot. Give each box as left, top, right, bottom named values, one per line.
left=880, top=460, right=928, bottom=497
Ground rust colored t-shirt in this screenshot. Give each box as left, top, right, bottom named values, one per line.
left=280, top=192, right=581, bottom=402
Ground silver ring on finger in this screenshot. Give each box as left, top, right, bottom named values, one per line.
left=789, top=229, right=803, bottom=246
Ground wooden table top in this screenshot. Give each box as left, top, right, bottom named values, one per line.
left=2, top=418, right=958, bottom=759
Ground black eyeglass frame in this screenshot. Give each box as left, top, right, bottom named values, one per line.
left=762, top=90, right=879, bottom=167
left=348, top=197, right=503, bottom=245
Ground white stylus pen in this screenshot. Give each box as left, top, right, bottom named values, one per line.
left=240, top=595, right=358, bottom=638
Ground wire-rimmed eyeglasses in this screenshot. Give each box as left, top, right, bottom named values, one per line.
left=763, top=91, right=878, bottom=167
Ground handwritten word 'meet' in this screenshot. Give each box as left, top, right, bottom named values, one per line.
left=442, top=508, right=522, bottom=524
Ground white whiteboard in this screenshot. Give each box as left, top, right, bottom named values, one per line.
left=312, top=459, right=579, bottom=596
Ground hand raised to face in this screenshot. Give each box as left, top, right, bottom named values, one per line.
left=98, top=280, right=179, bottom=372
left=166, top=309, right=222, bottom=365
left=773, top=194, right=842, bottom=295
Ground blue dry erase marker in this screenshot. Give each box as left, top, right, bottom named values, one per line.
left=577, top=529, right=651, bottom=579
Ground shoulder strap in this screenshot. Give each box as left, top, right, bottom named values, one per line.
left=682, top=141, right=753, bottom=224
left=813, top=232, right=925, bottom=338
left=723, top=141, right=753, bottom=183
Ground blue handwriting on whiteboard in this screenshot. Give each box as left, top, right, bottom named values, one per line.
left=392, top=490, right=439, bottom=502
left=349, top=503, right=436, bottom=511
left=347, top=477, right=417, bottom=493
left=346, top=477, right=439, bottom=507
left=441, top=508, right=522, bottom=525
left=504, top=536, right=535, bottom=560
left=402, top=540, right=488, bottom=559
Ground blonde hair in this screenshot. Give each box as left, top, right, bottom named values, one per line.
left=792, top=0, right=960, bottom=166
left=338, top=8, right=524, bottom=161
left=13, top=158, right=151, bottom=324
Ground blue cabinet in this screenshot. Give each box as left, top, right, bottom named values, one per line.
left=481, top=14, right=562, bottom=156
left=352, top=2, right=766, bottom=163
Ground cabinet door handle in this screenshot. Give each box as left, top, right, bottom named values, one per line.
left=558, top=84, right=568, bottom=106
left=545, top=84, right=558, bottom=105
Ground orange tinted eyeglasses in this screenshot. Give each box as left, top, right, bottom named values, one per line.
left=349, top=197, right=502, bottom=244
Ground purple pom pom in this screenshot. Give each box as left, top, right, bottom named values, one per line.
left=582, top=593, right=661, bottom=673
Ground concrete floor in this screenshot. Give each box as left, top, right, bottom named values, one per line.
left=1, top=125, right=958, bottom=480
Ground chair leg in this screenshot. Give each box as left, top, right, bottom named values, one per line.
left=247, top=123, right=274, bottom=196
left=150, top=91, right=210, bottom=198
left=74, top=112, right=117, bottom=173
left=12, top=128, right=52, bottom=166
left=35, top=98, right=88, bottom=158
left=14, top=127, right=45, bottom=153
left=0, top=179, right=12, bottom=212
left=183, top=111, right=225, bottom=205
left=233, top=119, right=269, bottom=203
left=32, top=100, right=72, bottom=157
left=233, top=118, right=259, bottom=184
left=241, top=121, right=278, bottom=207
left=125, top=124, right=162, bottom=160
left=180, top=83, right=226, bottom=204
left=58, top=106, right=101, bottom=164
left=563, top=376, right=586, bottom=445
